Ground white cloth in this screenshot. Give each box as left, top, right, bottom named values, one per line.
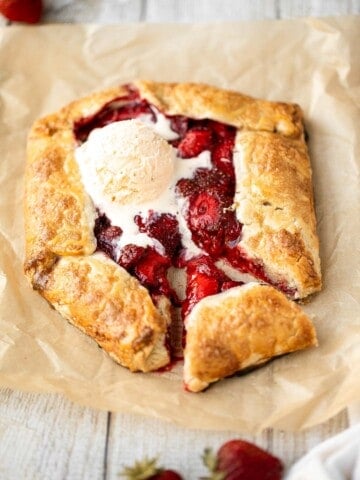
left=286, top=423, right=360, bottom=480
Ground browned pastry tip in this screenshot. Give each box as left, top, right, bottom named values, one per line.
left=184, top=283, right=317, bottom=392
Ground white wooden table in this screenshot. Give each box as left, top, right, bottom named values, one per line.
left=1, top=2, right=359, bottom=479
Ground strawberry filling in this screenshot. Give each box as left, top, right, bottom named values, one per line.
left=94, top=214, right=122, bottom=260
left=75, top=86, right=294, bottom=339
left=182, top=255, right=243, bottom=319
left=134, top=211, right=182, bottom=260
left=177, top=127, right=213, bottom=158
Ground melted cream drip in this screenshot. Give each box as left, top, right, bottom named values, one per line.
left=75, top=114, right=211, bottom=260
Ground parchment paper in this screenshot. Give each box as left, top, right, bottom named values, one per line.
left=0, top=17, right=359, bottom=433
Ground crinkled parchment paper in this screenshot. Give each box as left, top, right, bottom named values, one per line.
left=0, top=17, right=359, bottom=432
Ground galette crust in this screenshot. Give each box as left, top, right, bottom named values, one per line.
left=42, top=254, right=171, bottom=372
left=24, top=80, right=321, bottom=379
left=234, top=132, right=321, bottom=298
left=24, top=85, right=129, bottom=285
left=183, top=283, right=318, bottom=392
left=135, top=80, right=304, bottom=138
left=24, top=85, right=171, bottom=372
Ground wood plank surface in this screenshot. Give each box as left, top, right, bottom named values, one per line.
left=107, top=409, right=349, bottom=479
left=0, top=389, right=109, bottom=480
left=36, top=0, right=360, bottom=24
left=0, top=388, right=349, bottom=479
left=0, top=1, right=359, bottom=479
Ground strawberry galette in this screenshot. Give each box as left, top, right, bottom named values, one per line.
left=24, top=81, right=321, bottom=392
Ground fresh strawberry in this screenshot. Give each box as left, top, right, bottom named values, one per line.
left=177, top=127, right=213, bottom=158
left=121, top=457, right=183, bottom=480
left=135, top=211, right=182, bottom=259
left=0, top=0, right=42, bottom=23
left=202, top=439, right=283, bottom=480
left=152, top=472, right=183, bottom=480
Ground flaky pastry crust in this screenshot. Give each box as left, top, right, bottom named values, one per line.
left=43, top=254, right=171, bottom=372
left=25, top=85, right=171, bottom=372
left=234, top=132, right=321, bottom=298
left=135, top=80, right=304, bottom=138
left=24, top=80, right=321, bottom=381
left=184, top=283, right=318, bottom=392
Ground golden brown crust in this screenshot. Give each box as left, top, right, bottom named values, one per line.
left=24, top=85, right=130, bottom=284
left=42, top=254, right=170, bottom=372
left=135, top=80, right=304, bottom=138
left=183, top=283, right=318, bottom=392
left=234, top=131, right=321, bottom=298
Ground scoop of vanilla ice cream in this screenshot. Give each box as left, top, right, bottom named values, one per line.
left=76, top=120, right=175, bottom=205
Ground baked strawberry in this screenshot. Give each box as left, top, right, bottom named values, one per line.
left=188, top=192, right=222, bottom=231
left=0, top=0, right=42, bottom=23
left=112, top=99, right=155, bottom=123
left=94, top=214, right=122, bottom=261
left=176, top=168, right=232, bottom=204
left=202, top=439, right=283, bottom=480
left=212, top=137, right=235, bottom=176
left=117, top=244, right=146, bottom=270
left=187, top=272, right=219, bottom=304
left=169, top=115, right=189, bottom=137
left=210, top=120, right=234, bottom=139
left=121, top=457, right=183, bottom=480
left=221, top=280, right=243, bottom=292
left=177, top=127, right=213, bottom=158
left=223, top=211, right=242, bottom=247
left=224, top=246, right=268, bottom=282
left=134, top=248, right=170, bottom=283
left=74, top=95, right=154, bottom=143
left=175, top=176, right=195, bottom=197
left=195, top=231, right=225, bottom=258
left=133, top=248, right=175, bottom=299
left=186, top=192, right=226, bottom=257
left=135, top=212, right=182, bottom=259
left=182, top=255, right=239, bottom=317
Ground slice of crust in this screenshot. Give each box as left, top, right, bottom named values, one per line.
left=41, top=254, right=171, bottom=372
left=135, top=80, right=304, bottom=138
left=234, top=131, right=321, bottom=298
left=183, top=283, right=318, bottom=393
